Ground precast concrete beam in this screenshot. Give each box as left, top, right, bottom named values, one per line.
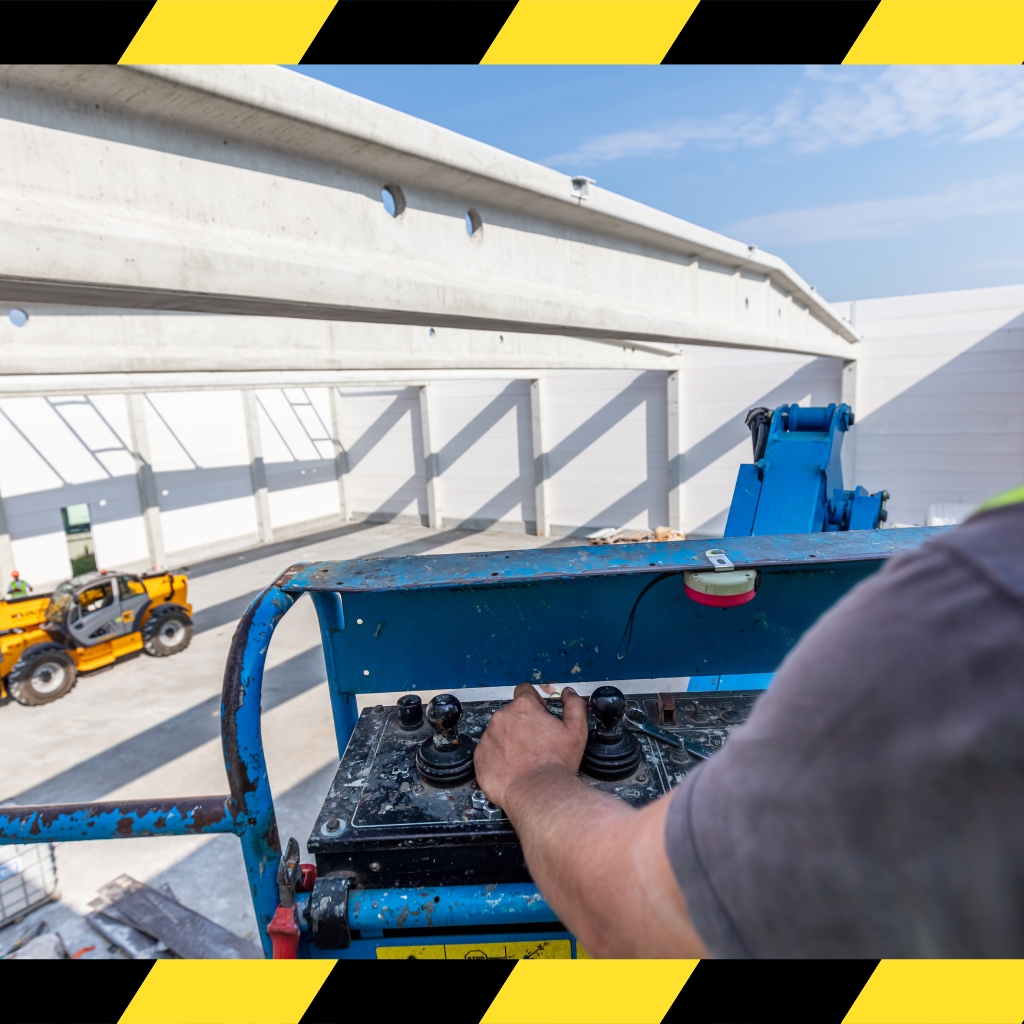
left=0, top=65, right=859, bottom=368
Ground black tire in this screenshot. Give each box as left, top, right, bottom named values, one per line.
left=8, top=645, right=77, bottom=706
left=142, top=606, right=193, bottom=657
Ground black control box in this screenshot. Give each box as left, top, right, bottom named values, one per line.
left=308, top=688, right=761, bottom=890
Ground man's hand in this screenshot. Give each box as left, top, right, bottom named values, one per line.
left=473, top=682, right=707, bottom=957
left=475, top=683, right=588, bottom=811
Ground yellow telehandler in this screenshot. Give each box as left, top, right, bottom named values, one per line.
left=0, top=570, right=192, bottom=706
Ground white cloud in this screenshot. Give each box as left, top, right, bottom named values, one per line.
left=727, top=174, right=1024, bottom=246
left=546, top=67, right=1024, bottom=167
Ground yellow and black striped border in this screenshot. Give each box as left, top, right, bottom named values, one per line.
left=8, top=958, right=1024, bottom=1023
left=8, top=0, right=1024, bottom=65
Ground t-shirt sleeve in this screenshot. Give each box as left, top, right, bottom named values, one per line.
left=664, top=517, right=1024, bottom=957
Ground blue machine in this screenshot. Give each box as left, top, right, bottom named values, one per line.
left=0, top=528, right=939, bottom=958
left=724, top=403, right=888, bottom=537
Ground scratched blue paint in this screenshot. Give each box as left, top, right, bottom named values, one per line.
left=283, top=529, right=941, bottom=595
left=346, top=883, right=559, bottom=932
left=0, top=799, right=238, bottom=843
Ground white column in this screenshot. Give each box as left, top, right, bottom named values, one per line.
left=328, top=386, right=351, bottom=523
left=841, top=358, right=859, bottom=488
left=125, top=392, right=167, bottom=570
left=0, top=484, right=14, bottom=587
left=530, top=378, right=551, bottom=537
left=667, top=369, right=685, bottom=533
left=418, top=384, right=442, bottom=529
left=242, top=389, right=274, bottom=545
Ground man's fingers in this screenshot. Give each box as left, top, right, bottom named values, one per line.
left=513, top=682, right=545, bottom=707
left=559, top=687, right=589, bottom=737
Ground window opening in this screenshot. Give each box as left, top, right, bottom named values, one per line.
left=61, top=503, right=97, bottom=576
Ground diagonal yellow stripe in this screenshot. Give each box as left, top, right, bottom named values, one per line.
left=119, top=960, right=336, bottom=1024
left=480, top=959, right=698, bottom=1024
left=843, top=959, right=1024, bottom=1024
left=119, top=0, right=336, bottom=63
left=844, top=0, right=1024, bottom=63
left=482, top=0, right=699, bottom=64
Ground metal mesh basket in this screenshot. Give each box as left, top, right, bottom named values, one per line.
left=0, top=843, right=58, bottom=928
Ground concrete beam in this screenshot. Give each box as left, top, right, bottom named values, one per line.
left=418, top=385, right=442, bottom=530
left=0, top=65, right=858, bottom=364
left=242, top=390, right=274, bottom=545
left=328, top=386, right=351, bottom=524
left=0, top=483, right=14, bottom=589
left=667, top=370, right=684, bottom=534
left=125, top=393, right=167, bottom=571
left=530, top=378, right=551, bottom=538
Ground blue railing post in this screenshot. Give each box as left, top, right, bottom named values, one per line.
left=310, top=590, right=359, bottom=759
left=221, top=578, right=298, bottom=958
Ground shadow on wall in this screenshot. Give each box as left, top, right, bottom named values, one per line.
left=853, top=310, right=1024, bottom=526
left=353, top=373, right=668, bottom=543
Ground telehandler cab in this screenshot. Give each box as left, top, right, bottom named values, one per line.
left=0, top=570, right=192, bottom=706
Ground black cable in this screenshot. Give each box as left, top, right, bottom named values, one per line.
left=615, top=571, right=677, bottom=660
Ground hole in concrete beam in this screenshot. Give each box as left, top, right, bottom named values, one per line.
left=381, top=184, right=406, bottom=218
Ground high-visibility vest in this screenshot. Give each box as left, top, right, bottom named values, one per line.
left=975, top=485, right=1024, bottom=516
left=7, top=579, right=28, bottom=596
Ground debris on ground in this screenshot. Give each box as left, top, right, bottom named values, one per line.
left=587, top=526, right=686, bottom=545
left=89, top=875, right=261, bottom=959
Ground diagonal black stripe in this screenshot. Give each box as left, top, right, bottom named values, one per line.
left=300, top=960, right=516, bottom=1023
left=663, top=959, right=880, bottom=1024
left=300, top=0, right=517, bottom=63
left=663, top=0, right=879, bottom=64
left=13, top=962, right=154, bottom=1023
left=0, top=1, right=156, bottom=62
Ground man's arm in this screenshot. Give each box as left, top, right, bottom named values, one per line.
left=474, top=683, right=707, bottom=958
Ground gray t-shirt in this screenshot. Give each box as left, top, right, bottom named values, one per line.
left=666, top=501, right=1024, bottom=957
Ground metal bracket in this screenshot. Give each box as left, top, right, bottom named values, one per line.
left=309, top=875, right=353, bottom=950
left=705, top=548, right=734, bottom=571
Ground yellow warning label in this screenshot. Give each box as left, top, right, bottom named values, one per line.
left=377, top=939, right=572, bottom=960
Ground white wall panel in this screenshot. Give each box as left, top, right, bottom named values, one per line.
left=833, top=284, right=1024, bottom=526
left=256, top=388, right=339, bottom=529
left=10, top=532, right=69, bottom=587
left=145, top=391, right=258, bottom=555
left=337, top=387, right=425, bottom=522
left=431, top=379, right=533, bottom=529
left=545, top=370, right=668, bottom=533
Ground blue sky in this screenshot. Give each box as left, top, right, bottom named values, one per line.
left=292, top=65, right=1024, bottom=302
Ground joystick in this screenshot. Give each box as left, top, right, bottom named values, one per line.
left=580, top=685, right=643, bottom=781
left=415, top=693, right=476, bottom=786
left=397, top=693, right=424, bottom=730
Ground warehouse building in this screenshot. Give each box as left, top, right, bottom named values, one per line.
left=0, top=66, right=1021, bottom=588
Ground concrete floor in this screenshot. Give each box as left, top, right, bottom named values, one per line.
left=0, top=520, right=589, bottom=957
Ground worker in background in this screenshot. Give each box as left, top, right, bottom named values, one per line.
left=475, top=487, right=1024, bottom=957
left=6, top=570, right=29, bottom=597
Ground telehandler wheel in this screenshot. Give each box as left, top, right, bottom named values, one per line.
left=143, top=607, right=193, bottom=657
left=8, top=646, right=77, bottom=706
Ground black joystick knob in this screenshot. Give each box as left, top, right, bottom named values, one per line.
left=591, top=686, right=627, bottom=739
left=580, top=685, right=642, bottom=781
left=415, top=694, right=476, bottom=786
left=397, top=694, right=424, bottom=730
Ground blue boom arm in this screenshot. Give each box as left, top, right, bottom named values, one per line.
left=724, top=403, right=889, bottom=537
